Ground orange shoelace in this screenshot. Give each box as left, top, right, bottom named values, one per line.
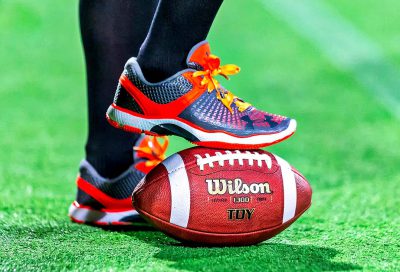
left=134, top=136, right=169, bottom=169
left=192, top=54, right=251, bottom=113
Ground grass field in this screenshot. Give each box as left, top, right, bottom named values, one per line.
left=1, top=0, right=399, bottom=271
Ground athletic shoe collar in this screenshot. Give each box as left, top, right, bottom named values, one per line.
left=186, top=40, right=212, bottom=70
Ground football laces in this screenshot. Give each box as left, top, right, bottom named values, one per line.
left=195, top=150, right=272, bottom=171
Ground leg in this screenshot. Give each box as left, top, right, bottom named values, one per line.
left=137, top=0, right=224, bottom=82
left=79, top=0, right=158, bottom=178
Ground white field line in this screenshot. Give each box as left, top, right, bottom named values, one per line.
left=261, top=0, right=400, bottom=118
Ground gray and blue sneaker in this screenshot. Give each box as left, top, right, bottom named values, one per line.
left=68, top=135, right=168, bottom=225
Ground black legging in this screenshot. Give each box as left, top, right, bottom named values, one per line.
left=79, top=0, right=223, bottom=178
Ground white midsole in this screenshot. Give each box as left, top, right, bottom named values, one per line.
left=68, top=203, right=140, bottom=223
left=107, top=106, right=297, bottom=145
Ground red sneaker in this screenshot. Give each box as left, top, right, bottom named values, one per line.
left=68, top=135, right=168, bottom=225
left=107, top=41, right=296, bottom=149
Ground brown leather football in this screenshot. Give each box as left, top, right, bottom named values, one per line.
left=132, top=147, right=312, bottom=246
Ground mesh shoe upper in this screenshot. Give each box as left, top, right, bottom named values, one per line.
left=178, top=89, right=290, bottom=136
left=124, top=64, right=193, bottom=104
left=78, top=159, right=144, bottom=201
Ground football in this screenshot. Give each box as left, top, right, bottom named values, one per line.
left=132, top=147, right=312, bottom=246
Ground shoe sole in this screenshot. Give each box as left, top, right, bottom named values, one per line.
left=106, top=104, right=297, bottom=149
left=68, top=202, right=140, bottom=226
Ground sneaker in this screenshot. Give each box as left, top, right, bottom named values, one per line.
left=68, top=135, right=168, bottom=225
left=107, top=41, right=296, bottom=149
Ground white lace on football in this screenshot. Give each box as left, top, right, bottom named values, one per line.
left=195, top=150, right=272, bottom=171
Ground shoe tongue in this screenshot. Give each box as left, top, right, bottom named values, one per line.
left=186, top=41, right=211, bottom=71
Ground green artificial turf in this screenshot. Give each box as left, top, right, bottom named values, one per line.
left=0, top=0, right=399, bottom=271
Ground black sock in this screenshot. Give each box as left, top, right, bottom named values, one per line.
left=137, top=0, right=223, bottom=82
left=79, top=0, right=158, bottom=178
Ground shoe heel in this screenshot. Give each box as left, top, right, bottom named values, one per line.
left=106, top=105, right=167, bottom=136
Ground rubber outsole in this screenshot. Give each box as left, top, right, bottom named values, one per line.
left=68, top=202, right=140, bottom=226
left=106, top=105, right=296, bottom=149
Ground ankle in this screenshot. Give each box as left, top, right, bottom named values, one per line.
left=137, top=49, right=187, bottom=83
left=137, top=58, right=172, bottom=83
left=85, top=143, right=134, bottom=179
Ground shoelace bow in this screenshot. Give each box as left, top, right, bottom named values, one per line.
left=133, top=136, right=169, bottom=168
left=192, top=54, right=251, bottom=113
